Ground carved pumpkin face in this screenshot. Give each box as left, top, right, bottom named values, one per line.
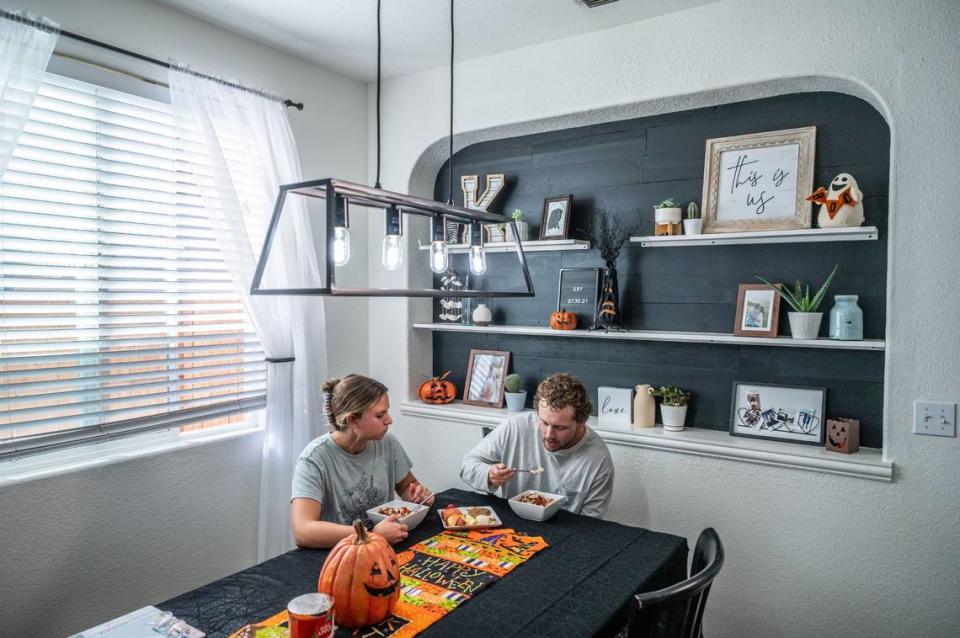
left=828, top=420, right=848, bottom=449
left=549, top=310, right=577, bottom=330
left=418, top=371, right=456, bottom=404
left=318, top=521, right=401, bottom=627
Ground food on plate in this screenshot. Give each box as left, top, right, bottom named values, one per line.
left=378, top=506, right=413, bottom=517
left=442, top=505, right=497, bottom=528
left=517, top=492, right=555, bottom=507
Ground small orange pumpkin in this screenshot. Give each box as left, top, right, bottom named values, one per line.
left=318, top=520, right=400, bottom=628
left=549, top=309, right=577, bottom=330
left=418, top=370, right=457, bottom=404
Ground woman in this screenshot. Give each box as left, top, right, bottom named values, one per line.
left=291, top=374, right=434, bottom=548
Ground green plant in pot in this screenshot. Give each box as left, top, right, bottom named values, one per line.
left=506, top=208, right=529, bottom=242
left=503, top=373, right=527, bottom=413
left=653, top=198, right=682, bottom=225
left=683, top=201, right=702, bottom=235
left=755, top=265, right=838, bottom=340
left=649, top=385, right=691, bottom=431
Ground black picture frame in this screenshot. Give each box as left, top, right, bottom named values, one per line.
left=556, top=268, right=599, bottom=329
left=729, top=381, right=827, bottom=446
left=539, top=194, right=573, bottom=240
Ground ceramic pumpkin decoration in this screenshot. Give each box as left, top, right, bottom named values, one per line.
left=418, top=370, right=456, bottom=404
left=318, top=520, right=400, bottom=627
left=549, top=309, right=577, bottom=330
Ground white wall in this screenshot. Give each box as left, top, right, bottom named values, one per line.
left=371, top=1, right=960, bottom=636
left=0, top=1, right=368, bottom=635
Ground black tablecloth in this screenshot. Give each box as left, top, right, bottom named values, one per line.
left=159, top=489, right=687, bottom=638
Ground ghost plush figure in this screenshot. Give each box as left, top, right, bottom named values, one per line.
left=806, top=173, right=865, bottom=228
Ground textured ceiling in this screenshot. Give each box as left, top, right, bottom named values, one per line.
left=156, top=0, right=716, bottom=81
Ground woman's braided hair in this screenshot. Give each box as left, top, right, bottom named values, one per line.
left=322, top=374, right=388, bottom=432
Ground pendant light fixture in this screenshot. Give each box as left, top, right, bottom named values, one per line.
left=250, top=0, right=535, bottom=298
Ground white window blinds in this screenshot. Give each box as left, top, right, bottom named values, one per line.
left=0, top=72, right=266, bottom=459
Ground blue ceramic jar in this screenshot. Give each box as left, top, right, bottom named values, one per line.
left=829, top=295, right=863, bottom=340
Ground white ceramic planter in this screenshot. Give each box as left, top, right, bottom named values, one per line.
left=472, top=303, right=492, bottom=326
left=788, top=312, right=823, bottom=339
left=655, top=207, right=682, bottom=224
left=506, top=221, right=529, bottom=242
left=661, top=404, right=688, bottom=431
left=683, top=218, right=702, bottom=235
left=505, top=391, right=527, bottom=412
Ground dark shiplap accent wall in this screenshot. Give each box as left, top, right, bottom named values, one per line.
left=431, top=92, right=888, bottom=447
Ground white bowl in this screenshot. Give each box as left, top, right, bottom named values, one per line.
left=366, top=499, right=429, bottom=530
left=508, top=490, right=566, bottom=522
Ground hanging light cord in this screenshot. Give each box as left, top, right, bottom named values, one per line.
left=375, top=0, right=382, bottom=189
left=447, top=0, right=455, bottom=204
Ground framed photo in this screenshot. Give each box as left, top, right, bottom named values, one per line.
left=539, top=195, right=573, bottom=240
left=463, top=349, right=511, bottom=408
left=733, top=284, right=781, bottom=337
left=729, top=381, right=826, bottom=445
left=557, top=268, right=599, bottom=328
left=701, top=126, right=816, bottom=233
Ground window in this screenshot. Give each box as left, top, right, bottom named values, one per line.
left=0, top=72, right=266, bottom=459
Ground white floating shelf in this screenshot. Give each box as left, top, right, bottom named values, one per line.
left=418, top=239, right=590, bottom=254
left=630, top=226, right=879, bottom=247
left=413, top=323, right=885, bottom=351
left=399, top=401, right=892, bottom=482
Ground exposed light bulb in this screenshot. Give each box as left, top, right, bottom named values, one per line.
left=429, top=240, right=449, bottom=274
left=332, top=226, right=351, bottom=267
left=382, top=234, right=403, bottom=271
left=468, top=245, right=486, bottom=275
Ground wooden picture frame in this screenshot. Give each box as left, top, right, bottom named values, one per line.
left=701, top=126, right=816, bottom=233
left=733, top=283, right=781, bottom=337
left=539, top=195, right=573, bottom=240
left=463, top=349, right=511, bottom=408
left=729, top=381, right=826, bottom=445
left=557, top=268, right=599, bottom=329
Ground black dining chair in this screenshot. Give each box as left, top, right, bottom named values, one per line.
left=626, top=527, right=724, bottom=638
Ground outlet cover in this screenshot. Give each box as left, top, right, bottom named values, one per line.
left=914, top=401, right=957, bottom=437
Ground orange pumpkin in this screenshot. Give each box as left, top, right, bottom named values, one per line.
left=318, top=520, right=400, bottom=628
left=418, top=370, right=457, bottom=404
left=549, top=309, right=577, bottom=330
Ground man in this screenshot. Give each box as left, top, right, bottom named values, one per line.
left=459, top=373, right=614, bottom=518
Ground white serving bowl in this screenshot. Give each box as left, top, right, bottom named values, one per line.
left=366, top=499, right=429, bottom=530
left=507, top=490, right=566, bottom=522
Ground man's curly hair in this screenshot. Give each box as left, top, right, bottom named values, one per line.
left=533, top=373, right=592, bottom=424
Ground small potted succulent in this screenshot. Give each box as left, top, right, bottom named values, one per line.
left=653, top=198, right=682, bottom=227
left=506, top=208, right=529, bottom=242
left=683, top=201, right=702, bottom=235
left=503, top=373, right=527, bottom=412
left=756, top=265, right=838, bottom=340
left=650, top=385, right=691, bottom=431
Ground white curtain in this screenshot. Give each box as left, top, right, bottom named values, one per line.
left=169, top=67, right=327, bottom=561
left=0, top=11, right=58, bottom=177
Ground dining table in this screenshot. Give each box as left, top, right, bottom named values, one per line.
left=158, top=488, right=688, bottom=638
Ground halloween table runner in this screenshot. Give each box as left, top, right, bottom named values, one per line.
left=230, top=528, right=548, bottom=638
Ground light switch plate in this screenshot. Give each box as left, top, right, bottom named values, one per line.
left=914, top=401, right=957, bottom=437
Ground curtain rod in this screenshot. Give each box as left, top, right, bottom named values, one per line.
left=0, top=9, right=304, bottom=111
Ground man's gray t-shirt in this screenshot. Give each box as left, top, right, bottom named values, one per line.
left=458, top=412, right=615, bottom=518
left=291, top=432, right=413, bottom=525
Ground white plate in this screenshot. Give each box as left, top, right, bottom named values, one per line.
left=438, top=505, right=502, bottom=530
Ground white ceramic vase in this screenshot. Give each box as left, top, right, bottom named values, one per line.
left=661, top=404, right=688, bottom=431
left=655, top=207, right=682, bottom=225
left=505, top=391, right=527, bottom=413
left=683, top=218, right=702, bottom=235
left=472, top=303, right=492, bottom=326
left=506, top=221, right=529, bottom=242
left=788, top=312, right=823, bottom=339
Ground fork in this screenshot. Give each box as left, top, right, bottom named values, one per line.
left=412, top=488, right=434, bottom=511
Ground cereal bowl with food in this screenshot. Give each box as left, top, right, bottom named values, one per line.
left=366, top=499, right=429, bottom=530
left=508, top=490, right=566, bottom=522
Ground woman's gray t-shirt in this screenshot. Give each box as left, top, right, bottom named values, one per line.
left=291, top=432, right=413, bottom=525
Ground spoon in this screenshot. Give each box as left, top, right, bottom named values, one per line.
left=511, top=466, right=544, bottom=475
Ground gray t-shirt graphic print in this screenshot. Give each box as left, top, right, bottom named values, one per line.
left=291, top=432, right=413, bottom=525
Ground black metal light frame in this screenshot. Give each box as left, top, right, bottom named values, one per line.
left=250, top=178, right=536, bottom=298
